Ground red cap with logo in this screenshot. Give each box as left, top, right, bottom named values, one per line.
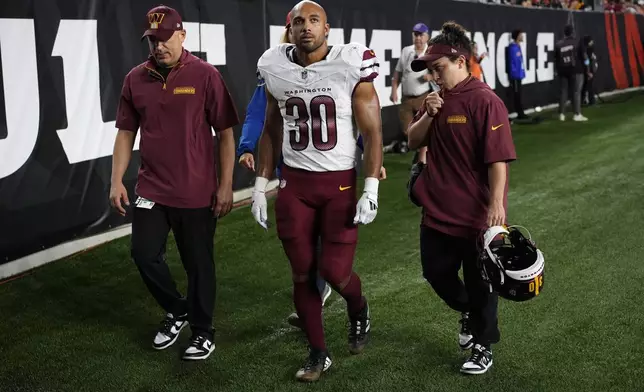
left=141, top=5, right=184, bottom=42
left=285, top=11, right=292, bottom=28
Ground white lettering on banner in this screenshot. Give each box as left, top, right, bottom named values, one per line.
left=368, top=30, right=401, bottom=108
left=183, top=22, right=226, bottom=66
left=497, top=32, right=511, bottom=88
left=349, top=29, right=366, bottom=45
left=269, top=25, right=284, bottom=48
left=53, top=19, right=141, bottom=164
left=327, top=28, right=344, bottom=46
left=536, top=32, right=555, bottom=82
left=0, top=19, right=40, bottom=180
left=520, top=35, right=537, bottom=85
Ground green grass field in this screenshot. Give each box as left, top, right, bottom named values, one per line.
left=2, top=93, right=644, bottom=392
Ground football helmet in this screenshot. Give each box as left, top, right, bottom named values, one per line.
left=479, top=225, right=545, bottom=302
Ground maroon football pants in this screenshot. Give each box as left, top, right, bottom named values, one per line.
left=275, top=165, right=366, bottom=350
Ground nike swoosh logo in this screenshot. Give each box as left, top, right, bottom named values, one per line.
left=339, top=185, right=352, bottom=191
left=491, top=124, right=504, bottom=131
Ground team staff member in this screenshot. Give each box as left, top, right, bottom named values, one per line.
left=391, top=23, right=434, bottom=164
left=109, top=5, right=239, bottom=361
left=408, top=21, right=517, bottom=375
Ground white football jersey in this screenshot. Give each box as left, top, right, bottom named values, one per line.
left=257, top=43, right=379, bottom=172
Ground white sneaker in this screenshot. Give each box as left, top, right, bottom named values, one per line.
left=559, top=114, right=566, bottom=121
left=573, top=114, right=589, bottom=121
left=183, top=334, right=215, bottom=360
left=461, top=344, right=493, bottom=375
left=153, top=313, right=188, bottom=350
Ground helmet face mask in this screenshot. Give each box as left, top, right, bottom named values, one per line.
left=479, top=225, right=545, bottom=302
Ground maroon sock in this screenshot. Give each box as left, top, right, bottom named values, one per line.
left=337, top=273, right=366, bottom=317
left=293, top=281, right=325, bottom=350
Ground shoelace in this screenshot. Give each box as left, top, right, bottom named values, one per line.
left=348, top=319, right=365, bottom=340
left=469, top=346, right=488, bottom=364
left=303, top=353, right=324, bottom=371
left=460, top=316, right=471, bottom=334
left=190, top=335, right=206, bottom=347
left=159, top=316, right=176, bottom=335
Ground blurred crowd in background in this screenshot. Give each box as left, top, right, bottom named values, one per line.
left=474, top=0, right=644, bottom=13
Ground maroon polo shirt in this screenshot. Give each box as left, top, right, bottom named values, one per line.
left=116, top=49, right=239, bottom=208
left=411, top=76, right=516, bottom=239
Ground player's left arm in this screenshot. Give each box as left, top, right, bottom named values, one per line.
left=353, top=82, right=383, bottom=181
left=352, top=81, right=383, bottom=224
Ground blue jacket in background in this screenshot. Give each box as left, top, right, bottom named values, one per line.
left=506, top=42, right=526, bottom=81
left=237, top=85, right=365, bottom=178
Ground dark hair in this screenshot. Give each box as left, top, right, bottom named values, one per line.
left=511, top=29, right=523, bottom=41
left=564, top=24, right=574, bottom=37
left=429, top=21, right=473, bottom=68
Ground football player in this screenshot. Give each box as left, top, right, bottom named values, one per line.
left=251, top=0, right=383, bottom=382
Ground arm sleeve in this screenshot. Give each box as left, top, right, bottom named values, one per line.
left=115, top=73, right=139, bottom=132
left=482, top=97, right=517, bottom=164
left=237, top=84, right=267, bottom=157
left=205, top=67, right=240, bottom=131
left=359, top=47, right=380, bottom=82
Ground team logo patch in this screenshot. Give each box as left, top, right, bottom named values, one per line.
left=173, top=86, right=195, bottom=95
left=301, top=70, right=308, bottom=80
left=447, top=115, right=467, bottom=124
left=148, top=13, right=165, bottom=29
left=279, top=179, right=287, bottom=189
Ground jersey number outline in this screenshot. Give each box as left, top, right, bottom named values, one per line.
left=285, top=95, right=337, bottom=152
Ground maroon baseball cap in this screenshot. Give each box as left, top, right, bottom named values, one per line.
left=411, top=44, right=470, bottom=72
left=285, top=11, right=292, bottom=27
left=141, top=5, right=184, bottom=42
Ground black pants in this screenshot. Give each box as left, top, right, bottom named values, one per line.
left=509, top=79, right=526, bottom=118
left=131, top=201, right=217, bottom=339
left=582, top=75, right=596, bottom=105
left=419, top=226, right=500, bottom=347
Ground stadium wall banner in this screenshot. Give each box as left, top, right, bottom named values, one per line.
left=0, top=0, right=643, bottom=269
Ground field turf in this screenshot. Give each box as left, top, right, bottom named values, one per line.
left=1, top=93, right=644, bottom=392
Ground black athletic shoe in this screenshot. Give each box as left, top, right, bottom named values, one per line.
left=152, top=313, right=188, bottom=350
left=348, top=300, right=370, bottom=355
left=182, top=334, right=215, bottom=361
left=295, top=348, right=332, bottom=382
left=459, top=312, right=474, bottom=350
left=461, top=344, right=493, bottom=375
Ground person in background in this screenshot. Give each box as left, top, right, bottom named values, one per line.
left=390, top=22, right=435, bottom=164
left=236, top=11, right=385, bottom=329
left=506, top=29, right=529, bottom=120
left=554, top=24, right=589, bottom=122
left=582, top=35, right=598, bottom=106
left=470, top=43, right=487, bottom=82
left=110, top=5, right=238, bottom=361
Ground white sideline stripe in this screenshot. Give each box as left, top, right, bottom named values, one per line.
left=0, top=179, right=279, bottom=280
left=1, top=85, right=643, bottom=281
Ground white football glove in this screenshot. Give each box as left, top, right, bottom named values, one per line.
left=353, top=177, right=379, bottom=225
left=251, top=177, right=269, bottom=230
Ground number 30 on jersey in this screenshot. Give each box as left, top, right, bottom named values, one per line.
left=285, top=95, right=337, bottom=152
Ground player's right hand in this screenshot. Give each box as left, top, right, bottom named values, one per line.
left=239, top=153, right=255, bottom=171
left=390, top=92, right=398, bottom=103
left=109, top=182, right=129, bottom=216
left=251, top=177, right=270, bottom=230
left=424, top=91, right=443, bottom=117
